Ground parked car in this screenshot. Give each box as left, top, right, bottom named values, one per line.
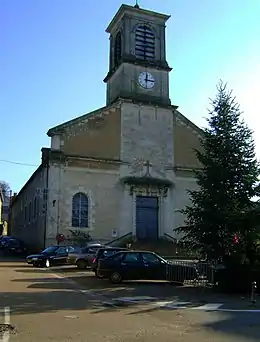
left=5, top=238, right=27, bottom=255
left=26, top=245, right=80, bottom=268
left=91, top=247, right=129, bottom=277
left=0, top=236, right=16, bottom=249
left=67, top=243, right=105, bottom=269
left=96, top=250, right=199, bottom=284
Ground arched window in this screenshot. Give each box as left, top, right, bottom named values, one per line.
left=135, top=25, right=155, bottom=61
left=114, top=31, right=122, bottom=67
left=72, top=192, right=89, bottom=228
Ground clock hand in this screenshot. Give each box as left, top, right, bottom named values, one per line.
left=145, top=72, right=148, bottom=84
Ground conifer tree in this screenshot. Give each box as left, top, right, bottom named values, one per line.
left=178, top=81, right=260, bottom=261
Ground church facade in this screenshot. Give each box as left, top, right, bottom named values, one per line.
left=10, top=4, right=202, bottom=250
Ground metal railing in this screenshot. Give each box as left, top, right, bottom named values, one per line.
left=165, top=259, right=215, bottom=286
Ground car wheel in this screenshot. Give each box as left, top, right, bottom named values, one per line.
left=94, top=269, right=104, bottom=279
left=45, top=259, right=51, bottom=268
left=76, top=259, right=88, bottom=269
left=109, top=272, right=122, bottom=284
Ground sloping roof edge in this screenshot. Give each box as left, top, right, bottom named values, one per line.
left=175, top=109, right=204, bottom=137
left=47, top=102, right=119, bottom=137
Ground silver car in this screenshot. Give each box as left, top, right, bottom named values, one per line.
left=67, top=243, right=105, bottom=269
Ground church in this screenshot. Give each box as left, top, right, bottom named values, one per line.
left=10, top=3, right=202, bottom=251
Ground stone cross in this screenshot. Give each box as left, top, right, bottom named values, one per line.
left=143, top=160, right=152, bottom=176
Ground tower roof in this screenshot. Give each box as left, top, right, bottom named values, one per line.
left=106, top=4, right=170, bottom=33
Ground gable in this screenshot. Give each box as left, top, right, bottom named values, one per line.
left=173, top=111, right=203, bottom=169
left=49, top=103, right=122, bottom=160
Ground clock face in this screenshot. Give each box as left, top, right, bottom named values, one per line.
left=138, top=72, right=155, bottom=89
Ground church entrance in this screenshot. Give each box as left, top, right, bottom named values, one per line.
left=135, top=196, right=158, bottom=240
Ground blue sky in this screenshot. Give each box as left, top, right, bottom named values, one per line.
left=1, top=0, right=260, bottom=193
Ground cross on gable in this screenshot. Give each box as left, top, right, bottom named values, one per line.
left=143, top=160, right=152, bottom=176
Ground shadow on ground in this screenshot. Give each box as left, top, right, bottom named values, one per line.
left=0, top=264, right=28, bottom=268
left=2, top=263, right=260, bottom=340
left=12, top=265, right=247, bottom=307
left=201, top=312, right=260, bottom=341
left=2, top=282, right=260, bottom=342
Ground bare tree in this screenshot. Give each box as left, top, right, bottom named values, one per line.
left=0, top=181, right=11, bottom=202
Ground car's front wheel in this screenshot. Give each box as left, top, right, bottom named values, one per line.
left=109, top=271, right=122, bottom=284
left=76, top=259, right=88, bottom=269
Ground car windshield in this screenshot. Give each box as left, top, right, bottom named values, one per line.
left=41, top=246, right=57, bottom=254
left=157, top=254, right=167, bottom=262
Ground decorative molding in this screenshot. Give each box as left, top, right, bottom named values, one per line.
left=64, top=166, right=119, bottom=175
left=128, top=184, right=169, bottom=197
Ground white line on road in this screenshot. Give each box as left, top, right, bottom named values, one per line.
left=0, top=306, right=10, bottom=342
left=192, top=303, right=223, bottom=311
left=48, top=271, right=260, bottom=313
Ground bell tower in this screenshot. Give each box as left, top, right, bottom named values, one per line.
left=104, top=4, right=172, bottom=106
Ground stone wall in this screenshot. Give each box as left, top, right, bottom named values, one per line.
left=120, top=101, right=174, bottom=182
left=172, top=176, right=199, bottom=240
left=45, top=166, right=123, bottom=245
left=10, top=166, right=48, bottom=251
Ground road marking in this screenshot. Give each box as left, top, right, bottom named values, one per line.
left=153, top=301, right=192, bottom=309
left=215, top=308, right=260, bottom=313
left=192, top=303, right=223, bottom=311
left=0, top=307, right=10, bottom=342
left=48, top=272, right=260, bottom=313
left=153, top=301, right=260, bottom=313
left=113, top=297, right=156, bottom=303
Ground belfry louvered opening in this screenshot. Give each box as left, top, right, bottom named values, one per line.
left=135, top=25, right=155, bottom=61
left=114, top=31, right=122, bottom=67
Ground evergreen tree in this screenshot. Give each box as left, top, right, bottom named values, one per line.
left=177, top=81, right=260, bottom=261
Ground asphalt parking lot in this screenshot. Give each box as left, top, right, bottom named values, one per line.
left=2, top=256, right=260, bottom=341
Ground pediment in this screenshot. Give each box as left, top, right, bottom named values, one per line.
left=47, top=101, right=122, bottom=161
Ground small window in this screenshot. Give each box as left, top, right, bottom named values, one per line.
left=108, top=252, right=124, bottom=261
left=142, top=253, right=161, bottom=264
left=36, top=197, right=39, bottom=216
left=124, top=252, right=140, bottom=263
left=33, top=197, right=37, bottom=219
left=28, top=202, right=32, bottom=222
left=88, top=247, right=100, bottom=254
left=68, top=246, right=81, bottom=253
left=102, top=249, right=120, bottom=258
left=135, top=24, right=155, bottom=61
left=24, top=206, right=27, bottom=222
left=56, top=247, right=67, bottom=255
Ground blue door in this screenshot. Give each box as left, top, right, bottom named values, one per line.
left=136, top=196, right=158, bottom=240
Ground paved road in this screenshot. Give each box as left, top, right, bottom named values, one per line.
left=1, top=257, right=260, bottom=341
